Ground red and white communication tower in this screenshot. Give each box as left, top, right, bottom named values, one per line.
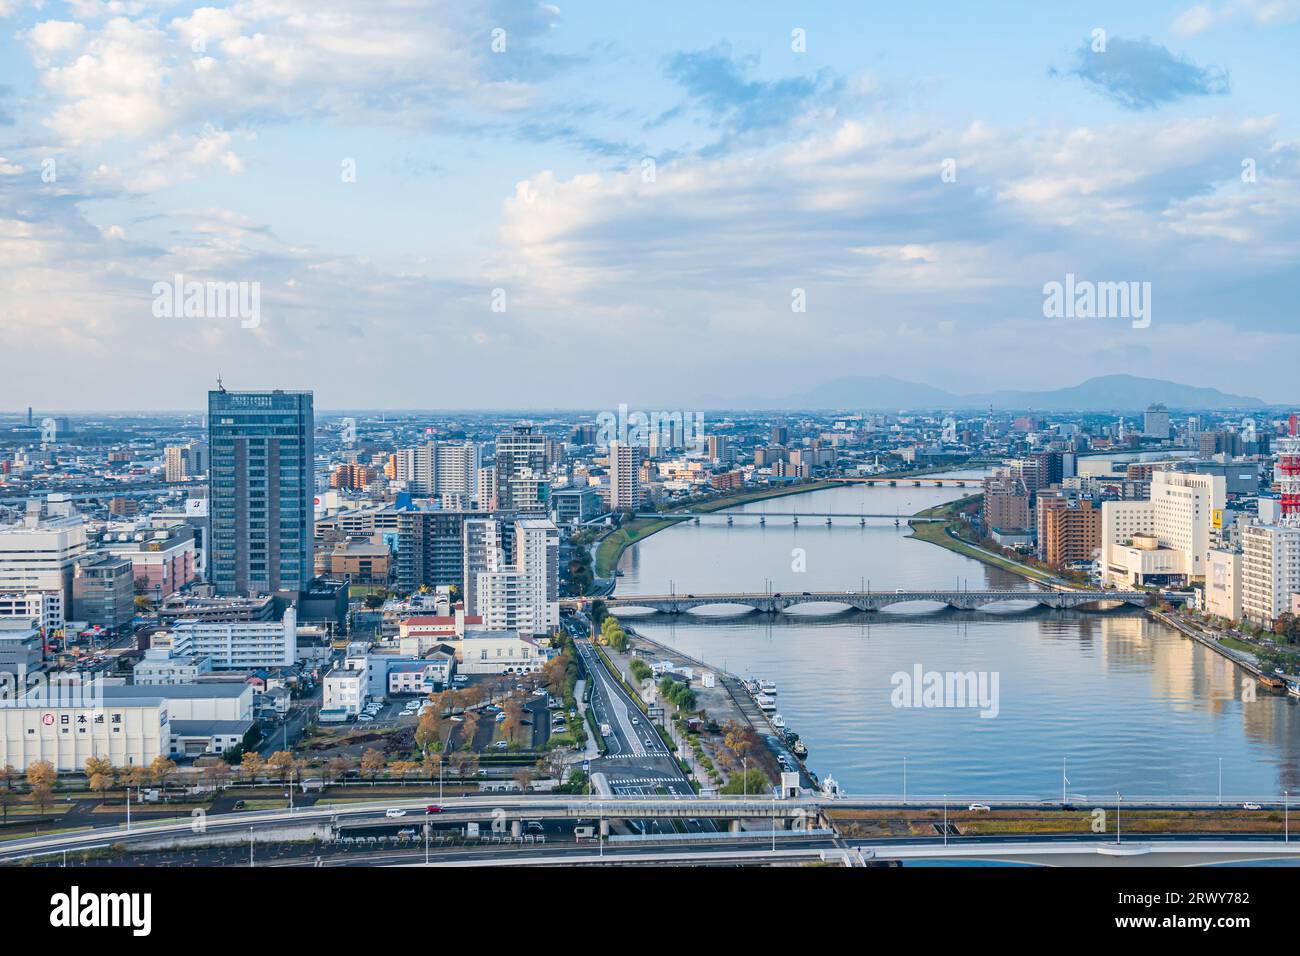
left=1278, top=413, right=1300, bottom=527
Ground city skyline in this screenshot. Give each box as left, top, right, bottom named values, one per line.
left=3, top=1, right=1299, bottom=408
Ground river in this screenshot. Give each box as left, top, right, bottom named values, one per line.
left=614, top=480, right=1300, bottom=800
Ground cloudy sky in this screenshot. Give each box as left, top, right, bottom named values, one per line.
left=1, top=0, right=1298, bottom=410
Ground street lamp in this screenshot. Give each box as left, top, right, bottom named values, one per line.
left=1218, top=756, right=1222, bottom=806
left=1115, top=792, right=1122, bottom=845
left=1286, top=790, right=1290, bottom=844
left=943, top=794, right=948, bottom=847
left=903, top=756, right=908, bottom=806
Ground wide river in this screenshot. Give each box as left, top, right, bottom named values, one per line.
left=615, top=478, right=1300, bottom=801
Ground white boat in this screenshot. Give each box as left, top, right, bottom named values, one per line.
left=756, top=694, right=777, bottom=711
left=758, top=679, right=777, bottom=695
left=1289, top=682, right=1300, bottom=699
left=771, top=713, right=786, bottom=729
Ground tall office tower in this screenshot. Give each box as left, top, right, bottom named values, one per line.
left=494, top=426, right=549, bottom=511
left=208, top=388, right=315, bottom=597
left=395, top=508, right=490, bottom=596
left=608, top=440, right=642, bottom=512
left=771, top=425, right=789, bottom=445
left=470, top=517, right=558, bottom=633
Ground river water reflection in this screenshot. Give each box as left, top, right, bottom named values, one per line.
left=615, top=482, right=1300, bottom=799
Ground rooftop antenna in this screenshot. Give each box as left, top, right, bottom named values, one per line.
left=217, top=374, right=226, bottom=393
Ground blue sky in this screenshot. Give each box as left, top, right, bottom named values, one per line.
left=1, top=0, right=1298, bottom=409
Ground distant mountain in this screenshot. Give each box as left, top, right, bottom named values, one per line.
left=787, top=375, right=960, bottom=410
left=784, top=374, right=1266, bottom=412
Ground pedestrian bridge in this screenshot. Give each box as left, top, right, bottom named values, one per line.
left=595, top=589, right=1148, bottom=615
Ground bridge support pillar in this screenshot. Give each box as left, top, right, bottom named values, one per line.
left=511, top=819, right=521, bottom=839
left=600, top=819, right=610, bottom=837
left=730, top=819, right=742, bottom=833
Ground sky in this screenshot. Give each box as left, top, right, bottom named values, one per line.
left=1, top=0, right=1298, bottom=410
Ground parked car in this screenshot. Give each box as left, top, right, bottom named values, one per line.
left=232, top=799, right=246, bottom=810
left=967, top=803, right=991, bottom=812
left=494, top=740, right=508, bottom=749
left=1242, top=802, right=1263, bottom=810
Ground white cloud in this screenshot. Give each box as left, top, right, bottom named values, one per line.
left=1173, top=0, right=1300, bottom=35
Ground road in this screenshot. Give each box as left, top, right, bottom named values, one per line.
left=565, top=614, right=714, bottom=836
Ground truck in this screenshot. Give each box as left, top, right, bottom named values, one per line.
left=600, top=723, right=612, bottom=737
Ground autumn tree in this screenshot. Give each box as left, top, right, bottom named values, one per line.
left=241, top=751, right=266, bottom=782
left=512, top=767, right=536, bottom=793
left=267, top=751, right=300, bottom=786
left=149, top=755, right=177, bottom=791
left=27, top=760, right=56, bottom=817
left=360, top=748, right=386, bottom=785
left=389, top=760, right=420, bottom=784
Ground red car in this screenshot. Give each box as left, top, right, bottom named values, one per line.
left=425, top=805, right=443, bottom=814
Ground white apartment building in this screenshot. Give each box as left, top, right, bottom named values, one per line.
left=1101, top=470, right=1224, bottom=586
left=0, top=516, right=88, bottom=628
left=475, top=518, right=559, bottom=634
left=133, top=647, right=213, bottom=685
left=608, top=440, right=642, bottom=512
left=323, top=665, right=367, bottom=716
left=1241, top=522, right=1300, bottom=626
left=167, top=606, right=296, bottom=670
left=393, top=441, right=481, bottom=497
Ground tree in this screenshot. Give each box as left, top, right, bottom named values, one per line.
left=537, top=749, right=569, bottom=784
left=513, top=767, right=536, bottom=792
left=720, top=767, right=772, bottom=796
left=149, top=755, right=177, bottom=791
left=326, top=755, right=355, bottom=783
left=124, top=766, right=151, bottom=798
left=240, top=751, right=266, bottom=783
left=201, top=760, right=231, bottom=791
left=360, top=748, right=386, bottom=785
left=26, top=760, right=56, bottom=792
left=421, top=751, right=443, bottom=782
left=267, top=751, right=299, bottom=786
left=88, top=770, right=115, bottom=806
left=389, top=760, right=420, bottom=784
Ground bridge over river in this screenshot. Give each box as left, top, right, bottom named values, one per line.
left=564, top=589, right=1148, bottom=615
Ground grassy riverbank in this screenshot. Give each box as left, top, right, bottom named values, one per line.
left=592, top=480, right=840, bottom=580
left=907, top=494, right=1067, bottom=586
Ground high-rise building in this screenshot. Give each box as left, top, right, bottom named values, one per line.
left=393, top=441, right=480, bottom=497
left=1241, top=522, right=1300, bottom=626
left=0, top=513, right=87, bottom=628
left=608, top=440, right=642, bottom=512
left=1143, top=404, right=1171, bottom=439
left=1038, top=495, right=1101, bottom=568
left=469, top=518, right=558, bottom=634
left=1100, top=470, right=1225, bottom=586
left=208, top=388, right=315, bottom=597
left=165, top=441, right=208, bottom=482
left=494, top=426, right=549, bottom=511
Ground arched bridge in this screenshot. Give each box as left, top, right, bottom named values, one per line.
left=582, top=589, right=1148, bottom=615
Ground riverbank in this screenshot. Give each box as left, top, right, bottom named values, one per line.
left=593, top=479, right=841, bottom=579
left=906, top=495, right=1062, bottom=587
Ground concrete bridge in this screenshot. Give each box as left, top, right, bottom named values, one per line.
left=585, top=589, right=1148, bottom=615
left=830, top=477, right=975, bottom=488
left=635, top=511, right=945, bottom=522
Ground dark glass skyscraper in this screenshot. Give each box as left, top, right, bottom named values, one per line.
left=208, top=388, right=315, bottom=597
